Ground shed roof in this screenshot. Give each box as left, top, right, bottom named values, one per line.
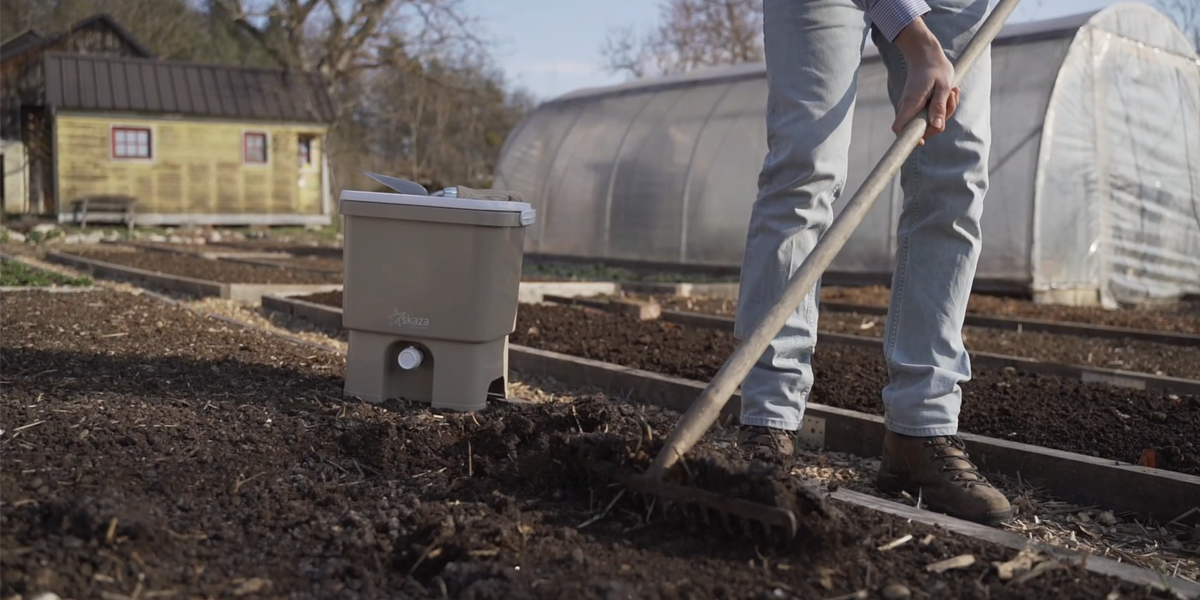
left=1, top=13, right=154, bottom=62
left=43, top=52, right=337, bottom=124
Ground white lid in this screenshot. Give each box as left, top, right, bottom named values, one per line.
left=397, top=346, right=424, bottom=370
left=340, top=190, right=536, bottom=226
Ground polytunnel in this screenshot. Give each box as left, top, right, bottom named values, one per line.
left=494, top=2, right=1200, bottom=307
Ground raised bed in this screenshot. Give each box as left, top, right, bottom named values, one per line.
left=283, top=282, right=626, bottom=310
left=46, top=250, right=341, bottom=303
left=510, top=304, right=1200, bottom=476
left=120, top=240, right=293, bottom=260
left=8, top=290, right=1199, bottom=598
left=644, top=286, right=1200, bottom=335
left=0, top=254, right=94, bottom=291
left=580, top=293, right=1200, bottom=382
left=261, top=293, right=1200, bottom=527
left=649, top=308, right=1200, bottom=395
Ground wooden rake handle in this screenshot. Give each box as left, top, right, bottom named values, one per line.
left=645, top=0, right=1026, bottom=480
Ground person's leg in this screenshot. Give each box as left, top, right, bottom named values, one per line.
left=734, top=0, right=868, bottom=454
left=872, top=0, right=1012, bottom=524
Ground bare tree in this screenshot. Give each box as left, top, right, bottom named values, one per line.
left=213, top=0, right=487, bottom=113
left=1155, top=0, right=1200, bottom=51
left=600, top=0, right=764, bottom=79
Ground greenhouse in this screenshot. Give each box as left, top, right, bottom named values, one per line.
left=494, top=2, right=1200, bottom=307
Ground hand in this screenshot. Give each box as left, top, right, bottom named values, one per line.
left=892, top=18, right=958, bottom=145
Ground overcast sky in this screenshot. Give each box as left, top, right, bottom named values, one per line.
left=467, top=0, right=1141, bottom=101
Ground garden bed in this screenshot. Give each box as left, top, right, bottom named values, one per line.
left=0, top=290, right=1186, bottom=600
left=506, top=304, right=1200, bottom=476
left=643, top=287, right=1200, bottom=335
left=0, top=258, right=92, bottom=287
left=67, top=249, right=340, bottom=284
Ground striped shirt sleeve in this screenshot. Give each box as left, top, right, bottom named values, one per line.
left=853, top=0, right=932, bottom=42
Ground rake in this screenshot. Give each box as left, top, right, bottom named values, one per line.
left=581, top=0, right=1025, bottom=540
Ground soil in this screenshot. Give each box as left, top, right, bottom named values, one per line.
left=208, top=240, right=343, bottom=257
left=791, top=311, right=1200, bottom=380
left=0, top=290, right=1179, bottom=600
left=295, top=291, right=1200, bottom=381
left=251, top=256, right=343, bottom=272
left=508, top=304, right=1200, bottom=475
left=68, top=250, right=341, bottom=284
left=635, top=288, right=1200, bottom=334
left=299, top=290, right=343, bottom=307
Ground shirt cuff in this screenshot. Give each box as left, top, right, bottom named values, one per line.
left=869, top=0, right=932, bottom=42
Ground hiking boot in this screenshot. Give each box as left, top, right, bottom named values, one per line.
left=876, top=430, right=1014, bottom=526
left=736, top=425, right=795, bottom=458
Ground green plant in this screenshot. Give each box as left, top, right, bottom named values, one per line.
left=0, top=260, right=92, bottom=287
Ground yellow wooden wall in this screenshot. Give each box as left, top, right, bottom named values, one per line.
left=54, top=113, right=328, bottom=216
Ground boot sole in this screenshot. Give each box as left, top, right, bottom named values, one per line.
left=876, top=472, right=1014, bottom=527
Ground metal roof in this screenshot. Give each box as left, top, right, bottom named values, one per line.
left=545, top=8, right=1099, bottom=105
left=43, top=52, right=337, bottom=124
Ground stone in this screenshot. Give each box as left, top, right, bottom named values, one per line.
left=2, top=230, right=26, bottom=243
left=882, top=583, right=911, bottom=600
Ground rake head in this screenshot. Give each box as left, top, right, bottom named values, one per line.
left=579, top=458, right=800, bottom=540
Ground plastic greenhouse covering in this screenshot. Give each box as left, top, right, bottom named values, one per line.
left=494, top=3, right=1200, bottom=306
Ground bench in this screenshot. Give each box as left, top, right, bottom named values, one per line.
left=68, top=195, right=137, bottom=230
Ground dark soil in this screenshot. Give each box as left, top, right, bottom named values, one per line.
left=295, top=290, right=1200, bottom=380
left=68, top=250, right=341, bottom=284
left=633, top=287, right=1200, bottom=334
left=617, top=294, right=1200, bottom=379
left=508, top=304, right=1200, bottom=475
left=0, top=291, right=1179, bottom=600
left=789, top=310, right=1199, bottom=380
left=252, top=256, right=344, bottom=272
left=296, top=290, right=343, bottom=307
left=207, top=240, right=343, bottom=258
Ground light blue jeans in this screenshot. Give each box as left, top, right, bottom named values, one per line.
left=734, top=0, right=991, bottom=437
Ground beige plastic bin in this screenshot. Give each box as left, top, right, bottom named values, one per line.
left=339, top=187, right=535, bottom=411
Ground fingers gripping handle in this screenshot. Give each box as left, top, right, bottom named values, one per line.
left=644, top=0, right=1024, bottom=481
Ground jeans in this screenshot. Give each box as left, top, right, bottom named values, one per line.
left=734, top=0, right=991, bottom=437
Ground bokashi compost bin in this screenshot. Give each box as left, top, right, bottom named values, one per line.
left=339, top=180, right=535, bottom=411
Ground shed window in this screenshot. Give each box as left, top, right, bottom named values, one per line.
left=298, top=135, right=313, bottom=167
left=112, top=127, right=151, bottom=159
left=244, top=132, right=268, bottom=164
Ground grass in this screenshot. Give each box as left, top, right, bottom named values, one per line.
left=0, top=260, right=92, bottom=287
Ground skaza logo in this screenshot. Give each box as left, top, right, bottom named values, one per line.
left=389, top=309, right=430, bottom=329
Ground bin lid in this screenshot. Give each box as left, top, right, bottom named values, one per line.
left=340, top=190, right=536, bottom=226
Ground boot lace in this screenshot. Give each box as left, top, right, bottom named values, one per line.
left=925, top=436, right=994, bottom=488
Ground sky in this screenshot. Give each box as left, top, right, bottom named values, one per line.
left=466, top=0, right=1137, bottom=102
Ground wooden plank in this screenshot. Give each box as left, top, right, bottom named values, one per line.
left=220, top=255, right=341, bottom=274
left=505, top=343, right=1200, bottom=523
left=121, top=240, right=291, bottom=260
left=831, top=489, right=1200, bottom=599
left=46, top=250, right=228, bottom=298
left=659, top=309, right=1200, bottom=395
left=820, top=301, right=1200, bottom=347
left=225, top=283, right=341, bottom=304
left=544, top=293, right=662, bottom=320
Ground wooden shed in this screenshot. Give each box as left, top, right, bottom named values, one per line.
left=1, top=14, right=338, bottom=226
